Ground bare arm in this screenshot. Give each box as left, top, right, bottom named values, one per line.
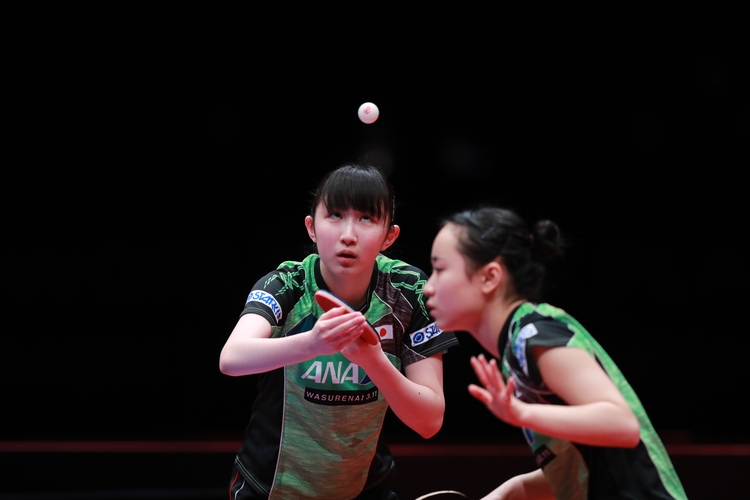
left=219, top=307, right=369, bottom=376
left=220, top=308, right=447, bottom=438
left=345, top=343, right=447, bottom=439
left=469, top=348, right=640, bottom=448
left=480, top=469, right=554, bottom=500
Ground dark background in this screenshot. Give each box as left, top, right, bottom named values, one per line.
left=4, top=3, right=749, bottom=448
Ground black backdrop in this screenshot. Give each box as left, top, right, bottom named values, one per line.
left=4, top=4, right=749, bottom=445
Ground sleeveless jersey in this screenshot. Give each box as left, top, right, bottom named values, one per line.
left=234, top=253, right=459, bottom=499
left=499, top=302, right=687, bottom=500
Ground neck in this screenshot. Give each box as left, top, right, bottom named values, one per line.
left=319, top=265, right=372, bottom=310
left=473, top=297, right=526, bottom=358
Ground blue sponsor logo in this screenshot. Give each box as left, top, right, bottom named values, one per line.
left=522, top=426, right=535, bottom=445
left=409, top=322, right=442, bottom=346
left=514, top=324, right=538, bottom=376
left=246, top=290, right=282, bottom=321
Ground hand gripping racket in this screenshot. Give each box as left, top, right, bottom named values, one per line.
left=314, top=290, right=380, bottom=345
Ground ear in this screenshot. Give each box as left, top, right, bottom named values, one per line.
left=305, top=215, right=316, bottom=242
left=380, top=224, right=401, bottom=251
left=479, top=260, right=503, bottom=293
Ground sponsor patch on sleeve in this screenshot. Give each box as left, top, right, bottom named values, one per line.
left=513, top=323, right=539, bottom=376
left=409, top=322, right=442, bottom=347
left=245, top=290, right=282, bottom=321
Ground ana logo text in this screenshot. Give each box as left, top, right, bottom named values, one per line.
left=301, top=360, right=368, bottom=385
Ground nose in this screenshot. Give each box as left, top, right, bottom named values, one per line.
left=424, top=273, right=435, bottom=297
left=340, top=218, right=357, bottom=244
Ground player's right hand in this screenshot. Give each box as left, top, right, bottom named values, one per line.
left=309, top=307, right=369, bottom=356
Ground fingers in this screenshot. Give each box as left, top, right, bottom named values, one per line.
left=470, top=354, right=513, bottom=401
left=469, top=355, right=485, bottom=382
left=488, top=358, right=505, bottom=389
left=505, top=375, right=515, bottom=401
left=468, top=354, right=521, bottom=426
left=471, top=354, right=502, bottom=391
left=319, top=305, right=352, bottom=319
left=468, top=383, right=492, bottom=405
left=320, top=307, right=365, bottom=326
left=317, top=308, right=368, bottom=344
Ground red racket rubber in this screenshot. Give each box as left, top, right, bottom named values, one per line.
left=314, top=290, right=380, bottom=345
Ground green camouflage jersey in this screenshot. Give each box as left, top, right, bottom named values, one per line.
left=233, top=253, right=458, bottom=499
left=499, top=302, right=687, bottom=500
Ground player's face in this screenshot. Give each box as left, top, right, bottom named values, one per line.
left=425, top=224, right=484, bottom=332
left=306, top=203, right=396, bottom=278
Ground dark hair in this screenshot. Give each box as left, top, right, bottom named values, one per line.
left=442, top=206, right=564, bottom=301
left=310, top=163, right=396, bottom=228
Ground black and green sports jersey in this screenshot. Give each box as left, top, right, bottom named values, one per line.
left=499, top=302, right=687, bottom=500
left=233, top=253, right=459, bottom=500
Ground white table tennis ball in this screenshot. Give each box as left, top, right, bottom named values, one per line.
left=358, top=102, right=379, bottom=124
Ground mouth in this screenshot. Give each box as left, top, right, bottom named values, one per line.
left=336, top=252, right=357, bottom=264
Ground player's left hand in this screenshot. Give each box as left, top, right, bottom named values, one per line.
left=341, top=327, right=382, bottom=362
left=468, top=354, right=521, bottom=426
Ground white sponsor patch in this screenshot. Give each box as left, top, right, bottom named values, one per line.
left=245, top=290, right=282, bottom=321
left=409, top=322, right=442, bottom=347
left=514, top=323, right=539, bottom=376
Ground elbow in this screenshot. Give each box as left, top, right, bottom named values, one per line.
left=619, top=414, right=642, bottom=448
left=624, top=424, right=641, bottom=448
left=620, top=433, right=641, bottom=449
left=218, top=359, right=231, bottom=376
left=419, top=427, right=440, bottom=440
left=417, top=414, right=444, bottom=439
left=415, top=394, right=447, bottom=439
left=218, top=352, right=238, bottom=377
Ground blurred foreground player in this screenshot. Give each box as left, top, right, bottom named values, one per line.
left=425, top=206, right=687, bottom=499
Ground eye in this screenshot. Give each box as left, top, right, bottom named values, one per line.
left=329, top=212, right=342, bottom=220
left=362, top=212, right=383, bottom=224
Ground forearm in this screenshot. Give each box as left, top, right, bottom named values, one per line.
left=359, top=354, right=445, bottom=438
left=220, top=310, right=372, bottom=376
left=219, top=333, right=314, bottom=376
left=517, top=400, right=640, bottom=448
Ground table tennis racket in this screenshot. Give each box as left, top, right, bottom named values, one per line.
left=413, top=491, right=468, bottom=500
left=314, top=290, right=380, bottom=345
